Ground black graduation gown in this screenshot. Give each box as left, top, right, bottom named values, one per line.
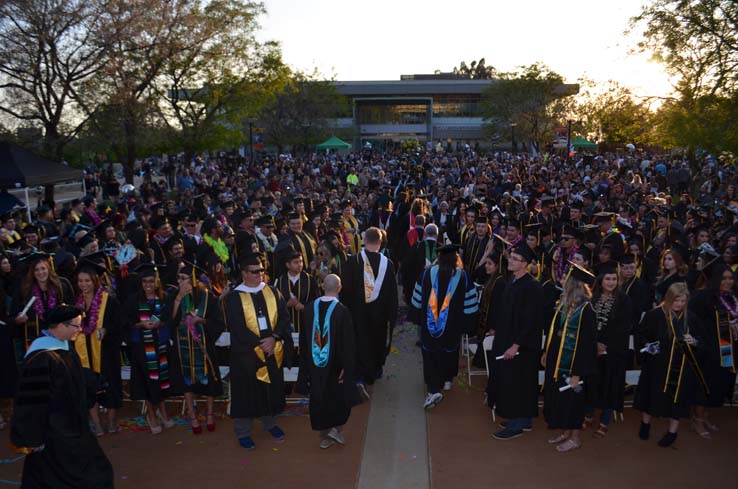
left=463, top=234, right=490, bottom=283
left=223, top=285, right=294, bottom=418
left=297, top=299, right=361, bottom=431
left=689, top=291, right=738, bottom=407
left=11, top=279, right=74, bottom=360
left=654, top=273, right=688, bottom=304
left=486, top=273, right=544, bottom=419
left=412, top=266, right=478, bottom=392
left=74, top=292, right=123, bottom=409
left=11, top=346, right=114, bottom=489
left=0, top=286, right=17, bottom=398
left=340, top=251, right=399, bottom=383
left=586, top=293, right=633, bottom=412
left=633, top=308, right=704, bottom=419
left=622, top=276, right=650, bottom=330
left=275, top=231, right=316, bottom=276
left=168, top=289, right=224, bottom=397
left=274, top=271, right=319, bottom=334
left=401, top=238, right=437, bottom=311
left=543, top=303, right=597, bottom=430
left=124, top=294, right=179, bottom=403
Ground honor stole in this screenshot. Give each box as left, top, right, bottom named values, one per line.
left=426, top=267, right=461, bottom=338
left=545, top=302, right=586, bottom=381
left=312, top=300, right=338, bottom=368
left=663, top=311, right=709, bottom=402
left=178, top=293, right=211, bottom=386
left=714, top=308, right=736, bottom=372
left=239, top=286, right=284, bottom=383
left=75, top=291, right=109, bottom=373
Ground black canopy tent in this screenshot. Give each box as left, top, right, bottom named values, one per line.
left=0, top=142, right=83, bottom=220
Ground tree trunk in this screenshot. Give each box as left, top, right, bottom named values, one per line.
left=123, top=117, right=137, bottom=185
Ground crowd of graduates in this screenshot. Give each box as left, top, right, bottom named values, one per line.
left=1, top=147, right=737, bottom=485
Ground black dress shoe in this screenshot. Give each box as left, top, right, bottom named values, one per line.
left=658, top=431, right=677, bottom=447
left=638, top=422, right=651, bottom=440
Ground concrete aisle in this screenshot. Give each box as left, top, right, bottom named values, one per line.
left=357, top=322, right=430, bottom=489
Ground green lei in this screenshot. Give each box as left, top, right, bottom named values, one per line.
left=204, top=234, right=230, bottom=263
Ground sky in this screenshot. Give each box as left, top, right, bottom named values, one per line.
left=258, top=0, right=674, bottom=99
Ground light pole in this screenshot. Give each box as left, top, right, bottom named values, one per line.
left=510, top=122, right=517, bottom=156
left=566, top=119, right=573, bottom=164
left=244, top=117, right=256, bottom=166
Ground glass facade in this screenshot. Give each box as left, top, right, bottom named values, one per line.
left=432, top=94, right=481, bottom=117
left=355, top=100, right=430, bottom=125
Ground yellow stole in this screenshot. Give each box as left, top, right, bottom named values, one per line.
left=239, top=286, right=283, bottom=383
left=75, top=291, right=109, bottom=373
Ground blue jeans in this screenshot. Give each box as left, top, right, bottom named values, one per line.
left=506, top=417, right=532, bottom=431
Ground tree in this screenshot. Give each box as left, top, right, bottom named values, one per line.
left=259, top=71, right=348, bottom=153
left=154, top=1, right=290, bottom=164
left=573, top=79, right=657, bottom=149
left=480, top=63, right=574, bottom=152
left=0, top=0, right=110, bottom=159
left=630, top=0, right=738, bottom=169
left=452, top=58, right=497, bottom=79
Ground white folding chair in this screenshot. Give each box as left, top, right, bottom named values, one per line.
left=465, top=335, right=495, bottom=385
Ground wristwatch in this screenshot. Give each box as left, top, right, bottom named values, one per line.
left=272, top=333, right=281, bottom=341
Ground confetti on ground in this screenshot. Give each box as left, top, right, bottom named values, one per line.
left=175, top=441, right=183, bottom=445
left=272, top=448, right=279, bottom=452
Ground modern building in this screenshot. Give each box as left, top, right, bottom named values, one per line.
left=333, top=73, right=578, bottom=149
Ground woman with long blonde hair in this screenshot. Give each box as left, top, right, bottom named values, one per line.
left=634, top=282, right=706, bottom=448
left=542, top=263, right=597, bottom=452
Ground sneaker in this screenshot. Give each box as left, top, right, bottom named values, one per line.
left=638, top=422, right=651, bottom=441
left=423, top=392, right=443, bottom=410
left=320, top=438, right=335, bottom=449
left=357, top=382, right=371, bottom=400
left=657, top=431, right=677, bottom=448
left=327, top=427, right=345, bottom=445
left=443, top=381, right=452, bottom=391
left=267, top=425, right=285, bottom=441
left=499, top=421, right=532, bottom=432
left=239, top=436, right=256, bottom=450
left=492, top=428, right=524, bottom=440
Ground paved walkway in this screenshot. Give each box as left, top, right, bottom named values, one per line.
left=357, top=322, right=431, bottom=489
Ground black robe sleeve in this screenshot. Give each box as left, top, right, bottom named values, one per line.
left=571, top=304, right=597, bottom=378
left=512, top=276, right=545, bottom=349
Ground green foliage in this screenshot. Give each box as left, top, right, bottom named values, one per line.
left=573, top=79, right=657, bottom=149
left=258, top=71, right=348, bottom=151
left=452, top=58, right=497, bottom=79
left=480, top=63, right=571, bottom=150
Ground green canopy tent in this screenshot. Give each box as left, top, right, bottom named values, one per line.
left=316, top=135, right=351, bottom=150
left=571, top=137, right=598, bottom=150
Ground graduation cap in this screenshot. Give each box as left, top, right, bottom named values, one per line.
left=286, top=212, right=301, bottom=221
left=94, top=219, right=114, bottom=236
left=493, top=233, right=513, bottom=247
left=561, top=224, right=584, bottom=241
left=569, top=200, right=584, bottom=210
left=52, top=250, right=75, bottom=270
left=565, top=261, right=596, bottom=286
left=666, top=242, right=689, bottom=262
left=149, top=215, right=169, bottom=230
left=525, top=222, right=543, bottom=237
left=511, top=242, right=535, bottom=263
left=438, top=244, right=461, bottom=255
left=125, top=220, right=143, bottom=233
left=594, top=212, right=614, bottom=223
left=23, top=224, right=40, bottom=235
left=597, top=260, right=619, bottom=276
left=76, top=232, right=97, bottom=249
left=256, top=215, right=275, bottom=227
left=19, top=252, right=53, bottom=266
left=238, top=253, right=263, bottom=270
left=617, top=253, right=638, bottom=266
left=540, top=195, right=555, bottom=207
left=260, top=196, right=275, bottom=205
left=46, top=305, right=83, bottom=325
left=574, top=246, right=593, bottom=263
left=76, top=258, right=107, bottom=277
left=133, top=262, right=161, bottom=279
left=82, top=250, right=111, bottom=267
left=504, top=216, right=521, bottom=230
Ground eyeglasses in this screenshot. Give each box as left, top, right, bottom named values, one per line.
left=246, top=268, right=265, bottom=274
left=560, top=236, right=573, bottom=241
left=64, top=321, right=82, bottom=329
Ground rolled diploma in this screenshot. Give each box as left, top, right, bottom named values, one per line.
left=495, top=352, right=519, bottom=360
left=559, top=380, right=584, bottom=392
left=20, top=296, right=37, bottom=317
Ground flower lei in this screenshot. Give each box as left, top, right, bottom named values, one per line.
left=76, top=287, right=104, bottom=335
left=555, top=246, right=578, bottom=283
left=719, top=293, right=738, bottom=319
left=204, top=233, right=229, bottom=263
left=32, top=284, right=57, bottom=319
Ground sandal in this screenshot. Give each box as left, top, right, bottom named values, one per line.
left=582, top=416, right=593, bottom=431
left=556, top=439, right=581, bottom=452
left=190, top=415, right=202, bottom=435
left=547, top=433, right=569, bottom=445
left=593, top=423, right=608, bottom=439
left=690, top=418, right=711, bottom=439
left=206, top=413, right=216, bottom=432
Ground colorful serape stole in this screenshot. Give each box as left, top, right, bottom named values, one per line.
left=139, top=299, right=170, bottom=390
